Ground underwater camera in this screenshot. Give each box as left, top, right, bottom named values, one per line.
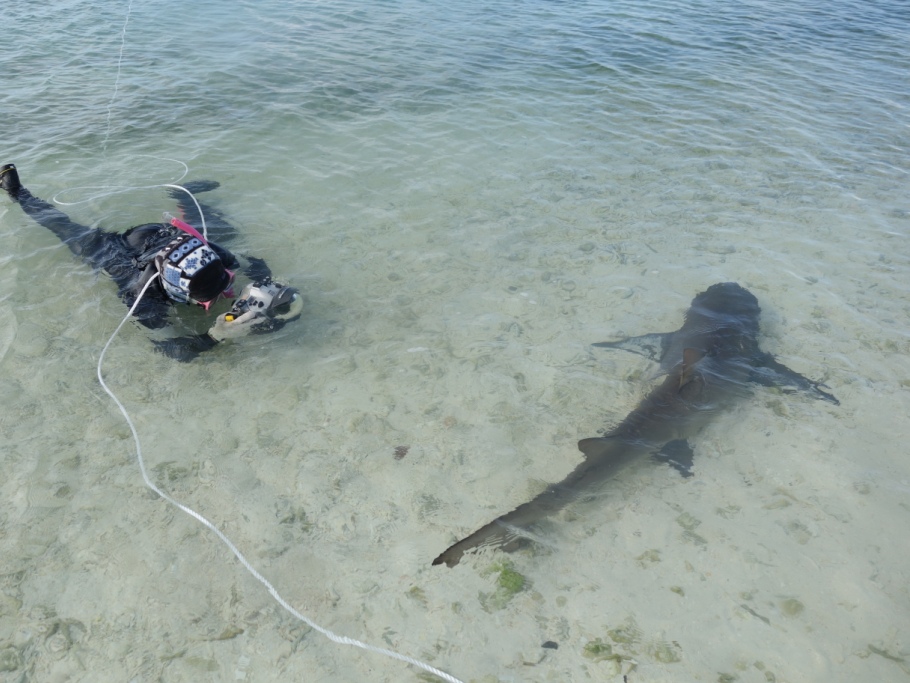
left=229, top=278, right=303, bottom=327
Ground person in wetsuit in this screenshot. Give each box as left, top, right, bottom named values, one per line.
left=1, top=163, right=301, bottom=361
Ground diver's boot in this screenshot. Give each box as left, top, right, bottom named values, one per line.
left=0, top=164, right=21, bottom=198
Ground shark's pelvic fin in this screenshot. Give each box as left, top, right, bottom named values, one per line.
left=652, top=438, right=695, bottom=477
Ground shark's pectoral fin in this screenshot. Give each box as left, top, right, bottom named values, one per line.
left=652, top=439, right=695, bottom=478
left=593, top=332, right=672, bottom=363
left=749, top=352, right=839, bottom=405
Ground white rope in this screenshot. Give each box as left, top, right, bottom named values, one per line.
left=102, top=0, right=133, bottom=152
left=53, top=164, right=209, bottom=241
left=159, top=184, right=208, bottom=240
left=96, top=279, right=464, bottom=683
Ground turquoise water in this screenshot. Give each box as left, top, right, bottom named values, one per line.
left=1, top=1, right=909, bottom=681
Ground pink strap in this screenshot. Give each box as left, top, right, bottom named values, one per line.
left=169, top=216, right=208, bottom=244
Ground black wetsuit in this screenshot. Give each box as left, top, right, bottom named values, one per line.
left=4, top=173, right=273, bottom=361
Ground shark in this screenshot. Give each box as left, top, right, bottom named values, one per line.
left=432, top=282, right=838, bottom=568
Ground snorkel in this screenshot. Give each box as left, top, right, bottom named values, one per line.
left=166, top=212, right=206, bottom=243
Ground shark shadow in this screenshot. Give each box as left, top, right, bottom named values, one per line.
left=433, top=282, right=838, bottom=567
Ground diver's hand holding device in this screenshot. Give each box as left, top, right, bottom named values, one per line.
left=207, top=278, right=302, bottom=342
left=208, top=308, right=263, bottom=341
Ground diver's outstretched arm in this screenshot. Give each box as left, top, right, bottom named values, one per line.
left=166, top=181, right=278, bottom=285
left=152, top=334, right=219, bottom=362
left=1, top=163, right=113, bottom=266
left=242, top=256, right=273, bottom=282
left=152, top=303, right=282, bottom=361
left=167, top=181, right=240, bottom=244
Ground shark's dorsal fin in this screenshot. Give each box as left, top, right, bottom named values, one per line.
left=679, top=348, right=705, bottom=389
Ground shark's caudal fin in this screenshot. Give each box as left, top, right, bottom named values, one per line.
left=435, top=434, right=687, bottom=566
left=432, top=517, right=520, bottom=568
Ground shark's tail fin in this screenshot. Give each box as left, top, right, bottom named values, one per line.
left=434, top=439, right=633, bottom=568
left=432, top=517, right=519, bottom=568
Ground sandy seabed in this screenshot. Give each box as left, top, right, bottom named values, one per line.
left=1, top=146, right=908, bottom=683
left=2, top=3, right=909, bottom=676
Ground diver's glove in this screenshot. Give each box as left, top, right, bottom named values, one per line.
left=207, top=308, right=265, bottom=342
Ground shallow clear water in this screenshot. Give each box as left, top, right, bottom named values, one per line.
left=1, top=0, right=909, bottom=681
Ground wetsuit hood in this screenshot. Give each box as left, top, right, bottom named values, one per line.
left=154, top=234, right=230, bottom=305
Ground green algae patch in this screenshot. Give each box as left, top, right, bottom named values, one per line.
left=583, top=638, right=613, bottom=661
left=780, top=598, right=804, bottom=617
left=407, top=586, right=428, bottom=608
left=867, top=644, right=905, bottom=663
left=636, top=549, right=661, bottom=567
left=582, top=637, right=636, bottom=674
left=676, top=512, right=701, bottom=531
left=152, top=460, right=194, bottom=483
left=648, top=640, right=682, bottom=663
left=213, top=625, right=244, bottom=641
left=607, top=619, right=643, bottom=646
left=0, top=647, right=21, bottom=673
left=496, top=563, right=527, bottom=593
left=479, top=560, right=529, bottom=611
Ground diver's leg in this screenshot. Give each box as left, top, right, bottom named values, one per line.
left=2, top=164, right=115, bottom=267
